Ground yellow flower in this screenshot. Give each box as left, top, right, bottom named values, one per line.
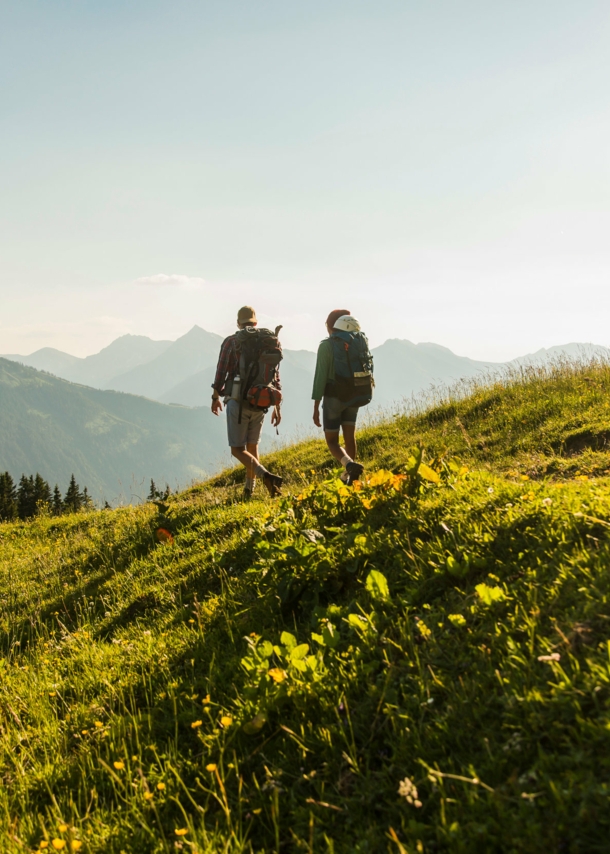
left=94, top=721, right=103, bottom=728
left=252, top=808, right=262, bottom=815
left=39, top=843, right=49, bottom=850
left=58, top=825, right=68, bottom=832
left=144, top=792, right=154, bottom=800
left=361, top=498, right=374, bottom=510
left=81, top=730, right=89, bottom=736
left=191, top=720, right=203, bottom=728
left=220, top=715, right=233, bottom=727
left=157, top=782, right=166, bottom=790
left=113, top=761, right=125, bottom=770
left=175, top=828, right=188, bottom=836
left=202, top=694, right=211, bottom=704
left=132, top=755, right=138, bottom=761
left=51, top=842, right=65, bottom=851
left=72, top=843, right=83, bottom=851
left=206, top=763, right=217, bottom=772
left=268, top=668, right=287, bottom=684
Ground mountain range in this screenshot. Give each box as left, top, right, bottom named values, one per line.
left=0, top=357, right=228, bottom=505
left=2, top=330, right=607, bottom=502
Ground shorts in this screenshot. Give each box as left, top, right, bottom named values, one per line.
left=226, top=399, right=265, bottom=448
left=322, top=396, right=360, bottom=433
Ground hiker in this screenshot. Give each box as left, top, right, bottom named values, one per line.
left=312, top=309, right=374, bottom=485
left=211, top=306, right=283, bottom=498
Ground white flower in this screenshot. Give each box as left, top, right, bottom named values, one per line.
left=398, top=777, right=422, bottom=807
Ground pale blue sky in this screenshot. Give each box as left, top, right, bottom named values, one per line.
left=1, top=0, right=609, bottom=357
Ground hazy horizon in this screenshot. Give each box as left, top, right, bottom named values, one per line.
left=2, top=0, right=609, bottom=359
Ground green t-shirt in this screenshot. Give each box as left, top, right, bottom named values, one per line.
left=311, top=339, right=335, bottom=401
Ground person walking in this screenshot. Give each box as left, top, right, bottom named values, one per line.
left=312, top=309, right=374, bottom=485
left=211, top=306, right=283, bottom=498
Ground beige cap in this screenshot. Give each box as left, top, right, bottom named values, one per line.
left=237, top=305, right=257, bottom=325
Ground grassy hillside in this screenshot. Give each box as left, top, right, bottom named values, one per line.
left=0, top=358, right=226, bottom=503
left=1, top=360, right=609, bottom=853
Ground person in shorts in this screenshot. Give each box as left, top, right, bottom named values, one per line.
left=211, top=306, right=283, bottom=498
left=312, top=309, right=365, bottom=485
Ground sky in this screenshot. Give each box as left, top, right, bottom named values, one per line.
left=1, top=0, right=609, bottom=359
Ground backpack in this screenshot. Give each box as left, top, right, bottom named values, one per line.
left=325, top=329, right=374, bottom=406
left=235, top=326, right=283, bottom=411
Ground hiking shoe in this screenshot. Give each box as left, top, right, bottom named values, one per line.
left=263, top=472, right=283, bottom=497
left=345, top=462, right=364, bottom=486
left=339, top=470, right=349, bottom=484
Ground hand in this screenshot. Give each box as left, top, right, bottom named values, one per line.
left=313, top=402, right=321, bottom=428
left=271, top=405, right=282, bottom=426
left=211, top=397, right=223, bottom=415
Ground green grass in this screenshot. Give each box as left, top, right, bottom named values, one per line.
left=1, top=359, right=610, bottom=853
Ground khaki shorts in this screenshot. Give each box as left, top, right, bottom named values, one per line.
left=226, top=399, right=265, bottom=448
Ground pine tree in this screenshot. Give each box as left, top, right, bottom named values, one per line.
left=0, top=472, right=17, bottom=522
left=33, top=473, right=52, bottom=514
left=64, top=474, right=83, bottom=513
left=148, top=479, right=159, bottom=501
left=17, top=474, right=37, bottom=519
left=52, top=485, right=63, bottom=516
left=82, top=486, right=94, bottom=511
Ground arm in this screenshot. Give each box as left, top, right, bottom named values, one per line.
left=312, top=340, right=333, bottom=427
left=211, top=337, right=234, bottom=414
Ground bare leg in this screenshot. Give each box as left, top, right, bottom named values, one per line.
left=324, top=425, right=357, bottom=463
left=324, top=431, right=347, bottom=463
left=342, top=424, right=357, bottom=460
left=231, top=445, right=259, bottom=475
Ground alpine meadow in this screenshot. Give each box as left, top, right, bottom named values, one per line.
left=1, top=359, right=610, bottom=854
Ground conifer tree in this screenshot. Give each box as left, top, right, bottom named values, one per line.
left=17, top=474, right=37, bottom=519
left=82, top=486, right=94, bottom=511
left=0, top=472, right=17, bottom=522
left=52, top=485, right=63, bottom=516
left=64, top=474, right=83, bottom=513
left=148, top=479, right=159, bottom=501
left=33, top=473, right=52, bottom=513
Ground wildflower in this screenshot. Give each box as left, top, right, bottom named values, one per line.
left=542, top=497, right=552, bottom=506
left=191, top=720, right=203, bottom=728
left=268, top=668, right=287, bottom=683
left=448, top=614, right=466, bottom=627
left=202, top=694, right=211, bottom=704
left=144, top=792, right=154, bottom=800
left=39, top=843, right=49, bottom=850
left=72, top=843, right=83, bottom=851
left=175, top=829, right=188, bottom=836
left=398, top=777, right=422, bottom=808
left=113, top=761, right=125, bottom=770
left=537, top=653, right=561, bottom=662
left=206, top=763, right=217, bottom=772
left=58, top=825, right=68, bottom=832
left=157, top=782, right=166, bottom=790
left=132, top=755, right=138, bottom=761
left=220, top=715, right=233, bottom=727
left=94, top=721, right=103, bottom=728
left=51, top=842, right=65, bottom=851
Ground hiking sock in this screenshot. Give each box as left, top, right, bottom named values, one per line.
left=340, top=454, right=353, bottom=469
left=245, top=476, right=256, bottom=492
left=254, top=462, right=269, bottom=479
